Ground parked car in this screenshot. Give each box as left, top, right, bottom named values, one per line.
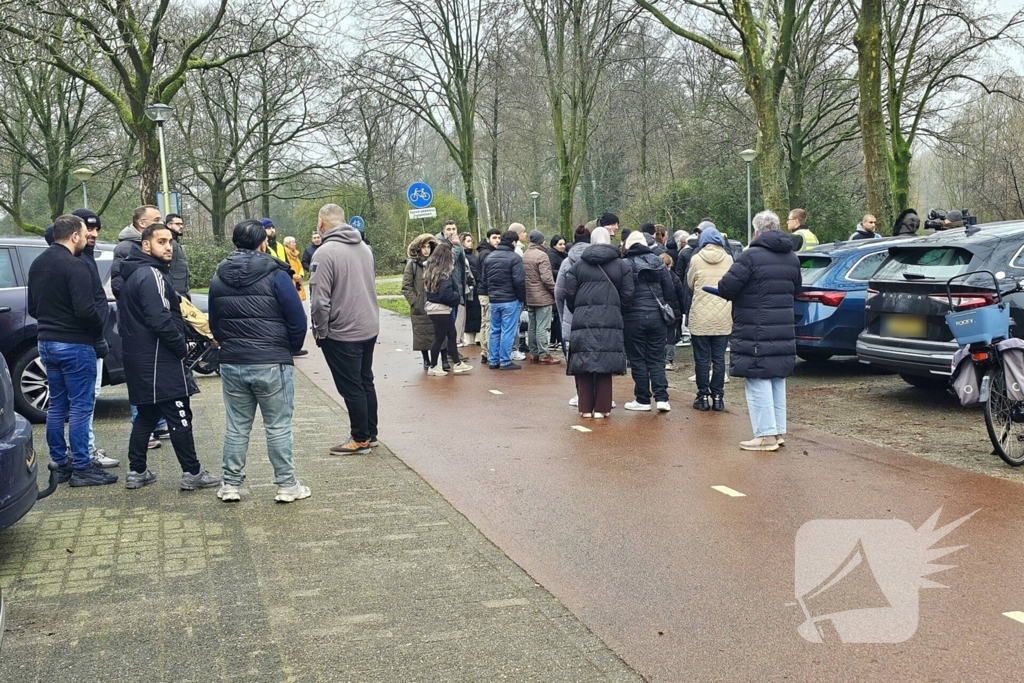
left=856, top=221, right=1024, bottom=387
left=795, top=238, right=910, bottom=361
left=0, top=238, right=125, bottom=423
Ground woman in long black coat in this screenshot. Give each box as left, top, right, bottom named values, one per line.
left=716, top=212, right=801, bottom=452
left=461, top=233, right=482, bottom=344
left=562, top=227, right=634, bottom=418
left=548, top=234, right=568, bottom=348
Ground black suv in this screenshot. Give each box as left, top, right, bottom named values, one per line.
left=856, top=221, right=1024, bottom=387
left=0, top=237, right=125, bottom=422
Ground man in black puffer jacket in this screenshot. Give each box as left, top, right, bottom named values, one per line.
left=119, top=224, right=221, bottom=492
left=208, top=219, right=310, bottom=503
left=481, top=230, right=526, bottom=369
left=716, top=211, right=801, bottom=452
left=622, top=230, right=678, bottom=412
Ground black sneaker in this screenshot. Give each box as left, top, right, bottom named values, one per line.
left=712, top=395, right=725, bottom=412
left=442, top=361, right=452, bottom=372
left=488, top=364, right=499, bottom=370
left=292, top=349, right=309, bottom=357
left=500, top=362, right=522, bottom=371
left=70, top=464, right=119, bottom=487
left=692, top=395, right=710, bottom=411
left=55, top=460, right=73, bottom=484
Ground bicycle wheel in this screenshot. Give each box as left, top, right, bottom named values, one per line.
left=984, top=365, right=1024, bottom=466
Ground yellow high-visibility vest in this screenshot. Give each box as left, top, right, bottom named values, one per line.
left=793, top=228, right=819, bottom=251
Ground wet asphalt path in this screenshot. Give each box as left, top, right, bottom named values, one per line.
left=297, top=311, right=1024, bottom=682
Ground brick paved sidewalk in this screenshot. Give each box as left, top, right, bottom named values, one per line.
left=0, top=371, right=639, bottom=682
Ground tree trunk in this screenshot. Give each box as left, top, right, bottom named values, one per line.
left=751, top=84, right=789, bottom=215
left=855, top=0, right=894, bottom=228
left=890, top=135, right=912, bottom=213
left=489, top=87, right=500, bottom=227
left=210, top=182, right=228, bottom=243
left=462, top=147, right=477, bottom=235
left=137, top=128, right=162, bottom=205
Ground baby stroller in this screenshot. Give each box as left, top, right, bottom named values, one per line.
left=180, top=298, right=220, bottom=375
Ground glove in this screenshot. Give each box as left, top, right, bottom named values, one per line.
left=94, top=338, right=110, bottom=359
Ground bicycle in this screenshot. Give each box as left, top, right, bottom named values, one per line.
left=409, top=187, right=431, bottom=202
left=945, top=270, right=1024, bottom=466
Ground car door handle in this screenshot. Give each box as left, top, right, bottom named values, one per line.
left=0, top=307, right=10, bottom=313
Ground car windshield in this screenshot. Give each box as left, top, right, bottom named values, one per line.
left=800, top=256, right=834, bottom=286
left=872, top=247, right=972, bottom=281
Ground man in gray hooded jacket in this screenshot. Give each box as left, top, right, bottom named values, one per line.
left=309, top=204, right=380, bottom=456
left=111, top=205, right=161, bottom=299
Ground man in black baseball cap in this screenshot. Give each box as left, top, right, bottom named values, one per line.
left=71, top=208, right=120, bottom=469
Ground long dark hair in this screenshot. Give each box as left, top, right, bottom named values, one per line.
left=424, top=241, right=454, bottom=293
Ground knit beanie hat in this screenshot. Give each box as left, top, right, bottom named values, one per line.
left=529, top=230, right=545, bottom=245
left=597, top=212, right=619, bottom=228
left=72, top=208, right=101, bottom=229
left=624, top=230, right=647, bottom=250
left=259, top=217, right=275, bottom=229
left=591, top=227, right=611, bottom=245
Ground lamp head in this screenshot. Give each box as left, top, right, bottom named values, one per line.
left=144, top=103, right=175, bottom=123
left=529, top=191, right=540, bottom=200
left=72, top=167, right=94, bottom=182
left=739, top=148, right=757, bottom=164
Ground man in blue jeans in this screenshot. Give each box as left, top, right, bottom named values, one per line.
left=27, top=214, right=117, bottom=487
left=481, top=229, right=527, bottom=370
left=209, top=219, right=310, bottom=503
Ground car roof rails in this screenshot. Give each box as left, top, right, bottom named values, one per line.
left=966, top=224, right=982, bottom=237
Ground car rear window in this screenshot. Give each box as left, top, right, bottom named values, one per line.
left=800, top=256, right=834, bottom=286
left=871, top=247, right=972, bottom=281
left=845, top=251, right=888, bottom=281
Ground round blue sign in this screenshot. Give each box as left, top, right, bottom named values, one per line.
left=350, top=216, right=365, bottom=232
left=407, top=182, right=433, bottom=208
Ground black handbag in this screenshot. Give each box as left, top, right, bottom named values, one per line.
left=647, top=281, right=676, bottom=325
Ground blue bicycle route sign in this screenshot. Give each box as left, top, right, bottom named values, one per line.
left=407, top=182, right=433, bottom=208
left=350, top=216, right=365, bottom=232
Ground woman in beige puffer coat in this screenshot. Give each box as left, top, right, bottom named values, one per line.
left=686, top=227, right=733, bottom=411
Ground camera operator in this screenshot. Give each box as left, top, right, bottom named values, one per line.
left=942, top=210, right=966, bottom=230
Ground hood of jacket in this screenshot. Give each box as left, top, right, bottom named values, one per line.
left=216, top=249, right=287, bottom=289
left=120, top=249, right=169, bottom=282
left=321, top=223, right=364, bottom=245
left=625, top=244, right=663, bottom=272
left=751, top=229, right=795, bottom=253
left=697, top=243, right=728, bottom=264
left=407, top=233, right=438, bottom=260
left=581, top=243, right=621, bottom=266
left=118, top=225, right=142, bottom=242
left=477, top=242, right=496, bottom=259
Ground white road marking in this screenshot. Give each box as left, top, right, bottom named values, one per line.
left=711, top=485, right=746, bottom=497
left=1003, top=611, right=1024, bottom=624
left=489, top=390, right=503, bottom=395
left=571, top=425, right=592, bottom=433
left=394, top=348, right=404, bottom=352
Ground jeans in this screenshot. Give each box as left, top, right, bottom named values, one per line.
left=692, top=335, right=729, bottom=397
left=489, top=301, right=521, bottom=367
left=88, top=358, right=103, bottom=451
left=744, top=377, right=787, bottom=438
left=128, top=398, right=201, bottom=475
left=527, top=305, right=553, bottom=357
left=623, top=312, right=669, bottom=403
left=38, top=341, right=97, bottom=470
left=429, top=313, right=459, bottom=368
left=479, top=296, right=491, bottom=357
left=220, top=364, right=296, bottom=487
left=321, top=337, right=378, bottom=442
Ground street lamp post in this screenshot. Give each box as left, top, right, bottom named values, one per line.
left=72, top=167, right=94, bottom=209
left=529, top=191, right=540, bottom=232
left=739, top=148, right=756, bottom=245
left=144, top=103, right=175, bottom=212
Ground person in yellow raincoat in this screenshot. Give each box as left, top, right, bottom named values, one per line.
left=283, top=236, right=306, bottom=301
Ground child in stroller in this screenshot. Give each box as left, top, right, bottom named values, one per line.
left=180, top=298, right=220, bottom=375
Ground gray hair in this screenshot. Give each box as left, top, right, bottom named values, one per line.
left=318, top=203, right=346, bottom=229
left=752, top=210, right=781, bottom=236
left=283, top=235, right=296, bottom=246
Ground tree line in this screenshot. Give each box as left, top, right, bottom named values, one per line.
left=0, top=0, right=1022, bottom=273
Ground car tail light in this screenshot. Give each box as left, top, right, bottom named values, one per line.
left=972, top=351, right=990, bottom=362
left=795, top=290, right=847, bottom=307
left=929, top=292, right=997, bottom=311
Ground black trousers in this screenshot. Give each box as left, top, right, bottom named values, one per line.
left=692, top=335, right=729, bottom=397
left=128, top=398, right=201, bottom=475
left=428, top=313, right=459, bottom=368
left=321, top=337, right=378, bottom=442
left=624, top=312, right=669, bottom=403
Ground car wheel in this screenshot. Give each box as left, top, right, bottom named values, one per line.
left=898, top=373, right=949, bottom=390
left=12, top=346, right=48, bottom=424
left=797, top=351, right=834, bottom=363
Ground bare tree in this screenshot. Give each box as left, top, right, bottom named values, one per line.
left=856, top=0, right=895, bottom=227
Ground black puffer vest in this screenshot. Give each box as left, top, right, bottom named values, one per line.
left=209, top=250, right=293, bottom=365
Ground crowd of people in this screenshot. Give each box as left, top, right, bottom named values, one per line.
left=27, top=202, right=380, bottom=501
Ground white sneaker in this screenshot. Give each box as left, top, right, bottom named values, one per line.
left=725, top=374, right=731, bottom=383
left=511, top=351, right=527, bottom=361
left=427, top=366, right=447, bottom=377
left=688, top=374, right=696, bottom=382
left=217, top=484, right=241, bottom=502
left=569, top=394, right=578, bottom=407
left=624, top=401, right=652, bottom=412
left=275, top=481, right=311, bottom=503
left=656, top=401, right=671, bottom=412
left=592, top=412, right=606, bottom=419
left=581, top=412, right=593, bottom=418
left=612, top=401, right=617, bottom=409
left=452, top=362, right=473, bottom=374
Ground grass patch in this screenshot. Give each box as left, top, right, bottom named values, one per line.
left=192, top=287, right=209, bottom=294
left=378, top=298, right=411, bottom=317
left=376, top=280, right=403, bottom=296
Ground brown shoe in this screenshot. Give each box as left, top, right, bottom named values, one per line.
left=529, top=354, right=541, bottom=363
left=538, top=355, right=561, bottom=365
left=329, top=439, right=372, bottom=455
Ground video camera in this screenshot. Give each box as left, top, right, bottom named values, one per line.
left=924, top=208, right=977, bottom=230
